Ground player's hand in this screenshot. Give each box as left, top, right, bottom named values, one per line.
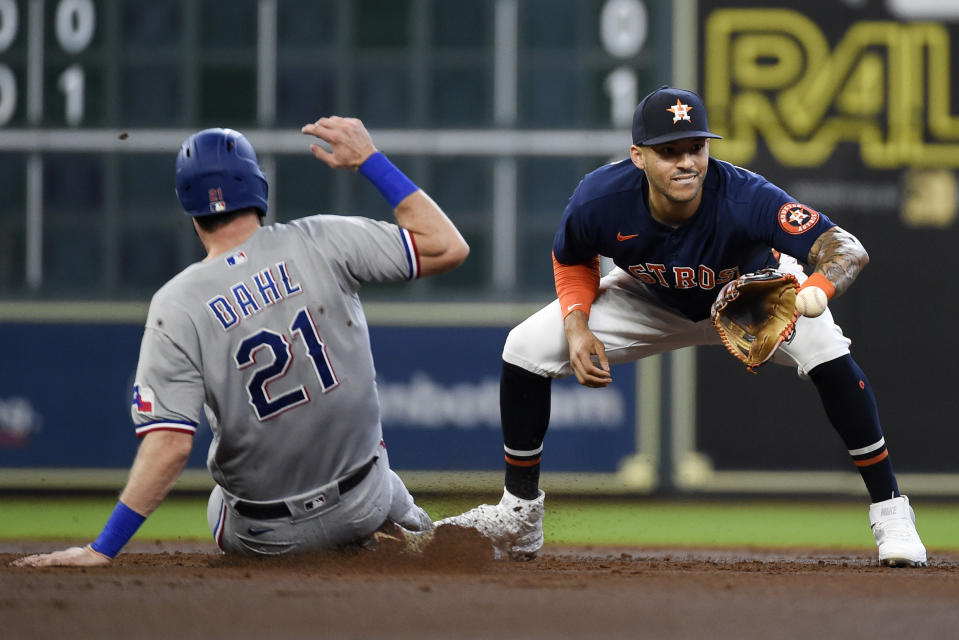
left=564, top=311, right=612, bottom=388
left=11, top=545, right=111, bottom=568
left=301, top=116, right=377, bottom=171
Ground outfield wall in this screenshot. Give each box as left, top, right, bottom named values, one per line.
left=2, top=301, right=956, bottom=497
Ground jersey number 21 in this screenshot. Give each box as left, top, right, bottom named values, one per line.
left=234, top=306, right=338, bottom=421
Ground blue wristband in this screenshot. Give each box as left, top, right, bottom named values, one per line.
left=358, top=152, right=419, bottom=208
left=90, top=501, right=146, bottom=558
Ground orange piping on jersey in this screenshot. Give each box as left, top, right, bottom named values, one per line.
left=553, top=253, right=600, bottom=318
left=853, top=450, right=889, bottom=467
left=800, top=273, right=836, bottom=299
left=505, top=455, right=542, bottom=467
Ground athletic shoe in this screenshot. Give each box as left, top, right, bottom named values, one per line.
left=869, top=495, right=927, bottom=567
left=435, top=488, right=545, bottom=560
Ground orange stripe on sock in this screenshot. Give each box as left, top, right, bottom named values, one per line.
left=854, top=449, right=888, bottom=467
left=505, top=455, right=541, bottom=467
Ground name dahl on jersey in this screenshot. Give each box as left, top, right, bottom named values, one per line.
left=207, top=260, right=303, bottom=330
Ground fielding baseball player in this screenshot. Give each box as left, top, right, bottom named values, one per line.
left=14, top=116, right=469, bottom=567
left=439, top=86, right=927, bottom=567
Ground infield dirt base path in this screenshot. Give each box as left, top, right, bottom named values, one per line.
left=3, top=534, right=958, bottom=640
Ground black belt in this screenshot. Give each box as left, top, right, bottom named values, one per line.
left=234, top=455, right=378, bottom=520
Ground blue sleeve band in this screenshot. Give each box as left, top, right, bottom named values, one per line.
left=358, top=152, right=419, bottom=208
left=90, top=501, right=146, bottom=558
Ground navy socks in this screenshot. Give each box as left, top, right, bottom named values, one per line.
left=808, top=354, right=899, bottom=503
left=501, top=360, right=551, bottom=500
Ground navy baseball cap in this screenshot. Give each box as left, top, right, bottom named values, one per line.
left=631, top=86, right=722, bottom=146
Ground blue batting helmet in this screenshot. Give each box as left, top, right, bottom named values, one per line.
left=175, top=128, right=268, bottom=217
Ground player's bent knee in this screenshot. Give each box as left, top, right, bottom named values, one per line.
left=502, top=326, right=555, bottom=376
left=778, top=310, right=851, bottom=374
left=502, top=303, right=567, bottom=371
left=502, top=323, right=532, bottom=361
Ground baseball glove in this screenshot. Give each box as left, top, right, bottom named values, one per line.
left=710, top=268, right=800, bottom=373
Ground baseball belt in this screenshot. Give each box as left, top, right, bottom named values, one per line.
left=233, top=455, right=379, bottom=520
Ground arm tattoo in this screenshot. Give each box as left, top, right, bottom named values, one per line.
left=805, top=226, right=869, bottom=297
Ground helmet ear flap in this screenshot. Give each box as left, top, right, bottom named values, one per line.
left=175, top=128, right=268, bottom=218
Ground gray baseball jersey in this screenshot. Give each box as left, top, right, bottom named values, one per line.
left=131, top=215, right=419, bottom=501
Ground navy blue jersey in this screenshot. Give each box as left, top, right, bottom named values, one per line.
left=553, top=157, right=834, bottom=321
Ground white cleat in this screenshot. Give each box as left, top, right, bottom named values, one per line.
left=435, top=488, right=545, bottom=561
left=869, top=495, right=927, bottom=567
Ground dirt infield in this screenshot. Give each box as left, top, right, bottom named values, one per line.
left=3, top=534, right=959, bottom=640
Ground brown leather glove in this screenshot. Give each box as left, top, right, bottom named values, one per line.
left=710, top=268, right=800, bottom=373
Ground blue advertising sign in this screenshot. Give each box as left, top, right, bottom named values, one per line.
left=372, top=327, right=636, bottom=472
left=0, top=323, right=213, bottom=470
left=0, top=323, right=636, bottom=473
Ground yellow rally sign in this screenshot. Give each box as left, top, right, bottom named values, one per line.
left=704, top=8, right=959, bottom=168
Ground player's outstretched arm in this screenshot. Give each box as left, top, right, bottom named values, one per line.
left=805, top=225, right=869, bottom=298
left=11, top=431, right=193, bottom=568
left=117, top=430, right=194, bottom=513
left=301, top=116, right=469, bottom=277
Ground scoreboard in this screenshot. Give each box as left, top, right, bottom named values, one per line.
left=0, top=0, right=672, bottom=130
left=0, top=0, right=674, bottom=300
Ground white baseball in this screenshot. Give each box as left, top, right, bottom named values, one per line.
left=796, top=285, right=828, bottom=318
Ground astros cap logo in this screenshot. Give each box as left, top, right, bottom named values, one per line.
left=632, top=86, right=723, bottom=146
left=667, top=99, right=693, bottom=124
